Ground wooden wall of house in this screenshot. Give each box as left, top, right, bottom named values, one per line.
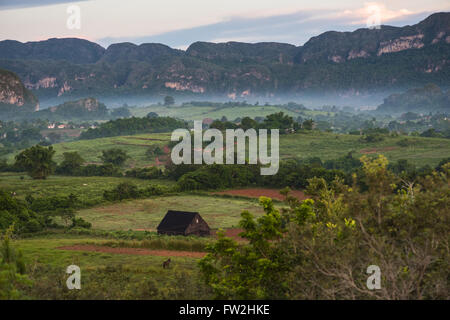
left=185, top=214, right=210, bottom=236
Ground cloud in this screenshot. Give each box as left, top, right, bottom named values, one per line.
left=97, top=7, right=433, bottom=49
left=339, top=2, right=417, bottom=26
left=0, top=0, right=91, bottom=10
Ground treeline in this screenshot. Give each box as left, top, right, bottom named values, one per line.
left=167, top=152, right=445, bottom=192
left=209, top=112, right=313, bottom=133
left=79, top=116, right=187, bottom=139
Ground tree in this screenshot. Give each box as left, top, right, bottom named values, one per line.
left=146, top=112, right=159, bottom=119
left=103, top=182, right=140, bottom=201
left=14, top=145, right=56, bottom=179
left=56, top=152, right=85, bottom=175
left=302, top=119, right=315, bottom=130
left=199, top=197, right=288, bottom=299
left=164, top=96, right=175, bottom=106
left=99, top=148, right=129, bottom=167
left=146, top=145, right=165, bottom=159
left=199, top=156, right=450, bottom=299
left=263, top=112, right=295, bottom=131
left=240, top=117, right=258, bottom=130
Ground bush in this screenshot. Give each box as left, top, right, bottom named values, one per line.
left=103, top=182, right=140, bottom=201
left=74, top=163, right=122, bottom=177
left=71, top=217, right=92, bottom=229
left=0, top=190, right=45, bottom=234
left=397, top=138, right=417, bottom=147
left=146, top=145, right=165, bottom=158
left=125, top=167, right=162, bottom=179
left=359, top=133, right=385, bottom=143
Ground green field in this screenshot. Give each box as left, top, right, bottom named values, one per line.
left=6, top=130, right=447, bottom=169
left=13, top=234, right=207, bottom=299
left=279, top=131, right=450, bottom=167
left=129, top=104, right=302, bottom=120
left=0, top=172, right=270, bottom=230
left=76, top=194, right=267, bottom=231
left=0, top=173, right=175, bottom=204
left=5, top=132, right=171, bottom=167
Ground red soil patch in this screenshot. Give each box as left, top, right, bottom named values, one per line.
left=360, top=146, right=397, bottom=154
left=154, top=147, right=170, bottom=166
left=155, top=156, right=169, bottom=166
left=214, top=188, right=307, bottom=201
left=57, top=245, right=206, bottom=258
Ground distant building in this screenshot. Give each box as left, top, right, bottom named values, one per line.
left=157, top=210, right=210, bottom=236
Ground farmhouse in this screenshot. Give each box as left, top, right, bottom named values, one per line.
left=157, top=210, right=210, bottom=236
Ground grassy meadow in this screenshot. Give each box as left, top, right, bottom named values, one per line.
left=76, top=194, right=267, bottom=231
left=279, top=131, right=450, bottom=167
left=5, top=132, right=171, bottom=167
left=13, top=234, right=208, bottom=299
left=0, top=173, right=175, bottom=204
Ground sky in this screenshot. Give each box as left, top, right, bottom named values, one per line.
left=0, top=0, right=448, bottom=49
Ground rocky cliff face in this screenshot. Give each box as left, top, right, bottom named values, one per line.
left=49, top=97, right=103, bottom=113
left=294, top=13, right=450, bottom=64
left=0, top=68, right=39, bottom=112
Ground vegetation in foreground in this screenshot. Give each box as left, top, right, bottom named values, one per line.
left=0, top=155, right=448, bottom=299
left=199, top=156, right=449, bottom=299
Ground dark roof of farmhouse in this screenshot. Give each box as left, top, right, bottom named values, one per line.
left=157, top=210, right=199, bottom=232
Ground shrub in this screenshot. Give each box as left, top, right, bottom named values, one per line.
left=103, top=182, right=140, bottom=201
left=125, top=167, right=162, bottom=179
left=71, top=217, right=92, bottom=229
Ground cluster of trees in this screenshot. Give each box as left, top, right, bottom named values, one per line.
left=125, top=167, right=162, bottom=180
left=199, top=156, right=450, bottom=299
left=56, top=149, right=128, bottom=177
left=79, top=116, right=187, bottom=139
left=0, top=190, right=90, bottom=235
left=0, top=120, right=48, bottom=154
left=5, top=146, right=131, bottom=180
left=209, top=112, right=314, bottom=133
left=167, top=150, right=444, bottom=193
left=166, top=157, right=347, bottom=192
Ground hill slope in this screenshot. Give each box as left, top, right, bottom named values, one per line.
left=0, top=68, right=39, bottom=113
left=0, top=13, right=448, bottom=101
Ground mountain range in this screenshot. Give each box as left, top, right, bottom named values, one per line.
left=0, top=12, right=448, bottom=106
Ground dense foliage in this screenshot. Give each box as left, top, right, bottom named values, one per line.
left=199, top=156, right=450, bottom=299
left=14, top=145, right=56, bottom=179
left=79, top=116, right=187, bottom=139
